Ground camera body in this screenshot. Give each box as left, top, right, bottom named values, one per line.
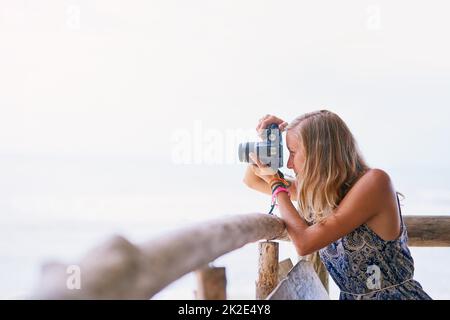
left=238, top=123, right=284, bottom=171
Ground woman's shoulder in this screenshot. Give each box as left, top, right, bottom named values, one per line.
left=364, top=168, right=392, bottom=183
left=348, top=167, right=396, bottom=215
left=358, top=168, right=394, bottom=194
left=359, top=168, right=402, bottom=241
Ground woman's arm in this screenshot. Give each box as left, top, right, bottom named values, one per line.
left=275, top=169, right=393, bottom=256
left=243, top=164, right=298, bottom=201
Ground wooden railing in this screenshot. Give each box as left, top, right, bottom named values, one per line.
left=31, top=214, right=450, bottom=300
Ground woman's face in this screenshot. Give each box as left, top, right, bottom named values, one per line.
left=286, top=131, right=306, bottom=176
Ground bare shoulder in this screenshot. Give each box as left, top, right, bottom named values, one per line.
left=360, top=168, right=401, bottom=240
left=363, top=168, right=391, bottom=184
left=356, top=168, right=394, bottom=195
left=337, top=168, right=395, bottom=215
left=345, top=168, right=396, bottom=216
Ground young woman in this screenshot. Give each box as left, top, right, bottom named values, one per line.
left=243, top=110, right=432, bottom=300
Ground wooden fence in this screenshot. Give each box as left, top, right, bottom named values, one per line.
left=31, top=214, right=450, bottom=300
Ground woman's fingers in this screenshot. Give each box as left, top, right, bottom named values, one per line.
left=249, top=153, right=277, bottom=175
left=256, top=115, right=287, bottom=134
left=279, top=121, right=288, bottom=131
left=256, top=114, right=271, bottom=132
left=249, top=152, right=261, bottom=167
left=260, top=114, right=271, bottom=122
left=260, top=116, right=284, bottom=130
left=249, top=153, right=266, bottom=170
left=256, top=115, right=273, bottom=131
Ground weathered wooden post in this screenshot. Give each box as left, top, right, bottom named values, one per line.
left=195, top=265, right=227, bottom=300
left=256, top=241, right=279, bottom=299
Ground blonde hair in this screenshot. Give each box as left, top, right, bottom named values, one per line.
left=286, top=110, right=370, bottom=224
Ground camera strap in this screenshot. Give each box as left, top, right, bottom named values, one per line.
left=268, top=203, right=276, bottom=215
left=276, top=169, right=285, bottom=179
left=267, top=169, right=287, bottom=215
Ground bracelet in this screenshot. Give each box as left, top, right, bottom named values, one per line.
left=269, top=177, right=289, bottom=187
left=270, top=181, right=289, bottom=192
left=267, top=170, right=291, bottom=215
left=271, top=182, right=287, bottom=193
left=271, top=187, right=290, bottom=205
left=271, top=186, right=287, bottom=197
left=275, top=170, right=293, bottom=187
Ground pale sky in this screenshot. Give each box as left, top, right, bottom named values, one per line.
left=1, top=0, right=449, bottom=162
left=1, top=0, right=450, bottom=217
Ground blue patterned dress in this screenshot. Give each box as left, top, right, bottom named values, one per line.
left=319, top=195, right=432, bottom=300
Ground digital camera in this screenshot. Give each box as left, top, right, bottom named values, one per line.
left=238, top=123, right=284, bottom=171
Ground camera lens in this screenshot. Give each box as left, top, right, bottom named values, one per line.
left=238, top=143, right=247, bottom=162
left=238, top=142, right=256, bottom=163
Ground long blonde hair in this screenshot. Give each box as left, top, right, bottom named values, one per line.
left=286, top=110, right=370, bottom=224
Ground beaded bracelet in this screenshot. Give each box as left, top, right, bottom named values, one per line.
left=270, top=177, right=289, bottom=186
left=267, top=170, right=291, bottom=215
left=271, top=182, right=287, bottom=193
left=271, top=187, right=291, bottom=206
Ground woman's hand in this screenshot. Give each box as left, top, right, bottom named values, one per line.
left=250, top=114, right=287, bottom=184
left=249, top=152, right=279, bottom=184
left=256, top=114, right=288, bottom=138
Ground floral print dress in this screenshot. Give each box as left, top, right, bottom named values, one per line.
left=319, top=195, right=432, bottom=300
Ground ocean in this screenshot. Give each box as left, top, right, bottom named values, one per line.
left=1, top=157, right=449, bottom=300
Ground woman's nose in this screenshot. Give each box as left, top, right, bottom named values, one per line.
left=287, top=160, right=293, bottom=169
